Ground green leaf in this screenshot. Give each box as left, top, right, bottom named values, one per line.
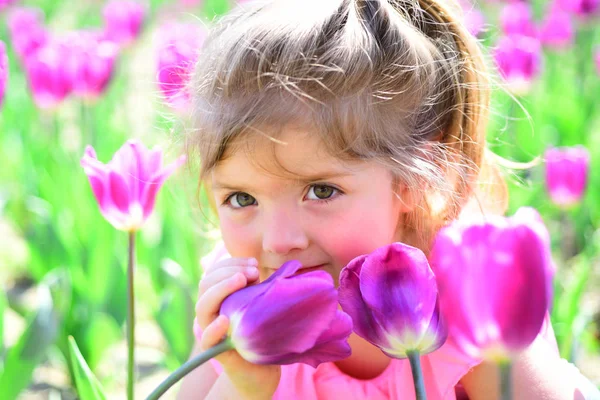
left=0, top=281, right=60, bottom=400
left=82, top=313, right=122, bottom=371
left=68, top=336, right=107, bottom=400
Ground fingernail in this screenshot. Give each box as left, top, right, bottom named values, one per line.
left=247, top=258, right=258, bottom=266
left=245, top=266, right=258, bottom=277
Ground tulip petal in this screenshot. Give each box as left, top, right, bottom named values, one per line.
left=140, top=154, right=185, bottom=218
left=338, top=255, right=390, bottom=347
left=108, top=171, right=130, bottom=213
left=359, top=243, right=437, bottom=341
left=234, top=271, right=337, bottom=358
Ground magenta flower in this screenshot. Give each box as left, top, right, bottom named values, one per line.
left=494, top=34, right=542, bottom=95
left=0, top=0, right=18, bottom=11
left=102, top=1, right=146, bottom=47
left=0, top=41, right=7, bottom=108
left=595, top=50, right=600, bottom=76
left=64, top=30, right=119, bottom=101
left=539, top=7, right=574, bottom=49
left=430, top=208, right=554, bottom=361
left=500, top=2, right=537, bottom=38
left=156, top=23, right=206, bottom=109
left=7, top=7, right=49, bottom=61
left=338, top=242, right=447, bottom=358
left=544, top=146, right=590, bottom=207
left=81, top=140, right=186, bottom=232
left=556, top=0, right=600, bottom=16
left=217, top=260, right=352, bottom=367
left=24, top=40, right=72, bottom=109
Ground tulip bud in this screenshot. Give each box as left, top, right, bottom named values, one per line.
left=544, top=146, right=590, bottom=207
left=500, top=2, right=537, bottom=38
left=80, top=140, right=186, bottom=232
left=102, top=1, right=146, bottom=47
left=217, top=260, right=352, bottom=367
left=431, top=207, right=554, bottom=362
left=339, top=242, right=447, bottom=359
left=24, top=41, right=72, bottom=109
left=494, top=35, right=542, bottom=96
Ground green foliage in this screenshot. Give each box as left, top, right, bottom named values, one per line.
left=68, top=336, right=107, bottom=400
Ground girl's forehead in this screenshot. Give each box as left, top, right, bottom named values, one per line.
left=215, top=125, right=362, bottom=181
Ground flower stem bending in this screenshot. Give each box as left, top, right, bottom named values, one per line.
left=127, top=231, right=136, bottom=400
left=146, top=339, right=235, bottom=400
left=407, top=350, right=427, bottom=400
left=500, top=361, right=512, bottom=400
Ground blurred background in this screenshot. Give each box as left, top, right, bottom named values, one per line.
left=0, top=0, right=598, bottom=398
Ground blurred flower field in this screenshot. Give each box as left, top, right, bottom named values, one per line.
left=0, top=0, right=599, bottom=398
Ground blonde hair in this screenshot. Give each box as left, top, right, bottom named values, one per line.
left=186, top=0, right=507, bottom=253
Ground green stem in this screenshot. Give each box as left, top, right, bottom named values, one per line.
left=500, top=362, right=512, bottom=400
left=407, top=351, right=426, bottom=400
left=146, top=339, right=234, bottom=400
left=127, top=231, right=136, bottom=400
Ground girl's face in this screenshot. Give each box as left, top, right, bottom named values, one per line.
left=211, top=126, right=412, bottom=286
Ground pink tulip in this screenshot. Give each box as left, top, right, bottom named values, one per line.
left=494, top=34, right=542, bottom=95
left=458, top=0, right=486, bottom=38
left=500, top=2, right=537, bottom=38
left=64, top=30, right=119, bottom=101
left=544, top=146, right=590, bottom=207
left=0, top=41, right=7, bottom=108
left=0, top=0, right=18, bottom=11
left=24, top=40, right=72, bottom=109
left=7, top=7, right=49, bottom=61
left=81, top=140, right=186, bottom=232
left=556, top=0, right=600, bottom=16
left=595, top=50, right=600, bottom=76
left=156, top=23, right=206, bottom=109
left=539, top=7, right=574, bottom=49
left=430, top=208, right=554, bottom=361
left=102, top=1, right=146, bottom=47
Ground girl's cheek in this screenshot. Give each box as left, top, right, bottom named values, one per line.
left=218, top=214, right=259, bottom=258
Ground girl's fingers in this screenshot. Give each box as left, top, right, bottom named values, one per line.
left=199, top=315, right=230, bottom=351
left=202, top=257, right=258, bottom=276
left=198, top=266, right=259, bottom=296
left=196, top=272, right=247, bottom=328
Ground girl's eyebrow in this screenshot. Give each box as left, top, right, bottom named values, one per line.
left=212, top=171, right=354, bottom=191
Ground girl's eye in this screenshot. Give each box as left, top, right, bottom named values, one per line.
left=306, top=184, right=337, bottom=201
left=226, top=192, right=257, bottom=208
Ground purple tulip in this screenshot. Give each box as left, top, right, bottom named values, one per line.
left=156, top=23, right=206, bottom=109
left=494, top=34, right=542, bottom=95
left=544, top=146, right=590, bottom=207
left=7, top=7, right=49, bottom=61
left=102, top=1, right=146, bottom=47
left=24, top=40, right=72, bottom=109
left=338, top=242, right=447, bottom=359
left=430, top=208, right=554, bottom=361
left=219, top=260, right=352, bottom=367
left=64, top=30, right=119, bottom=101
left=81, top=140, right=186, bottom=232
left=0, top=41, right=7, bottom=108
left=500, top=2, right=537, bottom=38
left=539, top=7, right=574, bottom=49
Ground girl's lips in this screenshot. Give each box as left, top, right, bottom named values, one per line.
left=294, top=264, right=326, bottom=275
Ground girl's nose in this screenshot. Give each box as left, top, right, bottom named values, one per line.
left=262, top=208, right=309, bottom=255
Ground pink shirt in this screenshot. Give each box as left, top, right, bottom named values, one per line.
left=200, top=242, right=560, bottom=400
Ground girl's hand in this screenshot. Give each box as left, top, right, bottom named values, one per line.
left=196, top=257, right=281, bottom=400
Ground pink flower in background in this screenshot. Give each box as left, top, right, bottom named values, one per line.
left=156, top=23, right=206, bottom=109
left=431, top=208, right=554, bottom=361
left=544, top=146, right=590, bottom=207
left=81, top=140, right=186, bottom=232
left=494, top=34, right=542, bottom=95
left=179, top=0, right=203, bottom=6
left=24, top=40, right=72, bottom=109
left=500, top=2, right=537, bottom=38
left=458, top=0, right=486, bottom=37
left=0, top=41, right=7, bottom=108
left=338, top=243, right=447, bottom=358
left=556, top=0, right=600, bottom=16
left=539, top=7, right=574, bottom=49
left=0, top=0, right=18, bottom=11
left=7, top=7, right=49, bottom=61
left=595, top=50, right=600, bottom=75
left=102, top=1, right=146, bottom=47
left=64, top=30, right=119, bottom=101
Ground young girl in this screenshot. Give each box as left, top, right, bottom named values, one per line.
left=178, top=0, right=598, bottom=398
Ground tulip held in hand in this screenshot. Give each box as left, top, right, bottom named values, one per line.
left=147, top=260, right=352, bottom=399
